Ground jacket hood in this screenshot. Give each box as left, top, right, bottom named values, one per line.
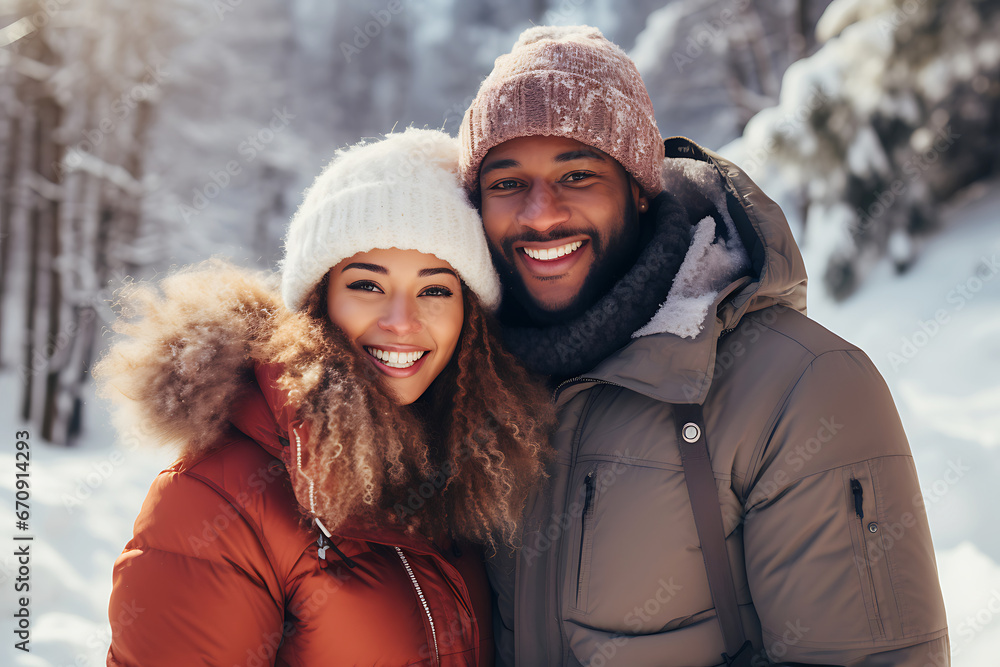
left=229, top=362, right=299, bottom=460
left=558, top=137, right=808, bottom=404
left=94, top=262, right=295, bottom=460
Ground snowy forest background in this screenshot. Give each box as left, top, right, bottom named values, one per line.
left=1, top=0, right=999, bottom=664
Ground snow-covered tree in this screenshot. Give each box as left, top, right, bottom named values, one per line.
left=630, top=0, right=834, bottom=148
left=732, top=0, right=1000, bottom=299
left=0, top=0, right=183, bottom=443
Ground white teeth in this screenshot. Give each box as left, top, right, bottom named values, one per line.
left=365, top=347, right=426, bottom=368
left=524, top=241, right=583, bottom=261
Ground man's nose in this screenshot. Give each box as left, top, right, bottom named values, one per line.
left=516, top=180, right=570, bottom=233
left=378, top=295, right=422, bottom=336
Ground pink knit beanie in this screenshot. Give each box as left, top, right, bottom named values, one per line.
left=459, top=25, right=664, bottom=197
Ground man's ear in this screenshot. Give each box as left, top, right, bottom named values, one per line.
left=630, top=177, right=648, bottom=213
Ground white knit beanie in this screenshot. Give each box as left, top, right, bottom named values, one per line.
left=281, top=128, right=501, bottom=312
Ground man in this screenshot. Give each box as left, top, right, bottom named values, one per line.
left=458, top=25, right=949, bottom=666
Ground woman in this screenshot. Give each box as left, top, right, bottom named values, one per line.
left=96, top=128, right=554, bottom=666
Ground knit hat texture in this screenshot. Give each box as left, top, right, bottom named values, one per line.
left=459, top=25, right=664, bottom=197
left=281, top=128, right=501, bottom=312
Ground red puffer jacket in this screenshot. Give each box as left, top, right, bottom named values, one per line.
left=107, top=363, right=493, bottom=666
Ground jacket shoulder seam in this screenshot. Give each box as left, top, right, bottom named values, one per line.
left=753, top=309, right=861, bottom=359
left=183, top=465, right=290, bottom=576
left=174, top=442, right=303, bottom=595
left=740, top=346, right=881, bottom=499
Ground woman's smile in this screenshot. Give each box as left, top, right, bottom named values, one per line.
left=363, top=345, right=431, bottom=377
left=327, top=247, right=465, bottom=404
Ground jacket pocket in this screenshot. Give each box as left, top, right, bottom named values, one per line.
left=571, top=463, right=601, bottom=613
left=844, top=469, right=886, bottom=641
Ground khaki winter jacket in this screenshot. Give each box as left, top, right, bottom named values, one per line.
left=489, top=138, right=949, bottom=666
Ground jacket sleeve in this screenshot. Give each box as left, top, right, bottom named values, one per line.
left=107, top=469, right=286, bottom=667
left=741, top=349, right=949, bottom=665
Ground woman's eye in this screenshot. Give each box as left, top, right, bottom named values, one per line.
left=490, top=179, right=522, bottom=191
left=346, top=280, right=383, bottom=293
left=420, top=286, right=454, bottom=297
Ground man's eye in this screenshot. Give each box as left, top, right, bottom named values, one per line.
left=347, top=280, right=383, bottom=293
left=490, top=179, right=522, bottom=190
left=420, top=286, right=454, bottom=297
left=563, top=171, right=593, bottom=183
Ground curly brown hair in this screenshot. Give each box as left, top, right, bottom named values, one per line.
left=266, top=272, right=555, bottom=550
left=93, top=260, right=554, bottom=552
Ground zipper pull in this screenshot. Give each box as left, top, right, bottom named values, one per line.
left=583, top=471, right=595, bottom=515
left=850, top=479, right=864, bottom=520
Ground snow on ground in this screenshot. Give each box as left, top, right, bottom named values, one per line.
left=1, top=182, right=998, bottom=665
left=0, top=372, right=175, bottom=667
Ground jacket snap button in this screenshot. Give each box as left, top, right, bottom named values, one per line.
left=682, top=423, right=701, bottom=443
left=868, top=522, right=879, bottom=533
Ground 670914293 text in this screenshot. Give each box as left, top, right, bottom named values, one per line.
left=13, top=429, right=32, bottom=653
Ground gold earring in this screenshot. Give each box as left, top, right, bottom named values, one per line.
left=638, top=200, right=648, bottom=212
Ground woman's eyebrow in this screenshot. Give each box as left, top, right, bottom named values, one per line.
left=418, top=267, right=459, bottom=278
left=342, top=262, right=387, bottom=274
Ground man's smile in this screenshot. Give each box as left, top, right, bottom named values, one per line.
left=515, top=238, right=591, bottom=278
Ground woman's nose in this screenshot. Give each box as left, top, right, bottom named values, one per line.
left=378, top=295, right=422, bottom=335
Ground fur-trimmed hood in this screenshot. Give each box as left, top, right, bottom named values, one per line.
left=94, top=261, right=413, bottom=535
left=94, top=262, right=294, bottom=461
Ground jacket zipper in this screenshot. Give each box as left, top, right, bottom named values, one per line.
left=849, top=478, right=884, bottom=638
left=555, top=388, right=602, bottom=665
left=850, top=479, right=864, bottom=520
left=394, top=546, right=439, bottom=665
left=576, top=470, right=596, bottom=606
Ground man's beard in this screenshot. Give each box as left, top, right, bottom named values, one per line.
left=491, top=195, right=643, bottom=325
